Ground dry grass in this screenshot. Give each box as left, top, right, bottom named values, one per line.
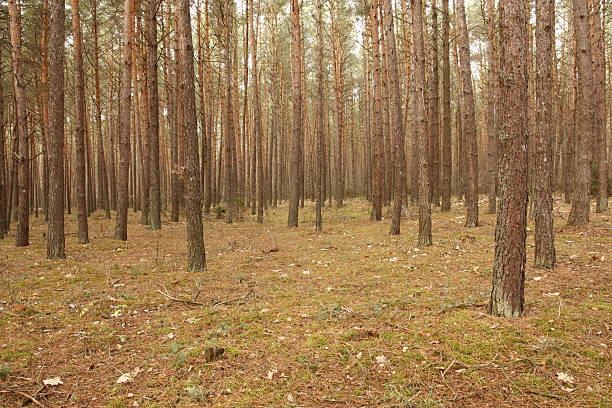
left=0, top=197, right=610, bottom=407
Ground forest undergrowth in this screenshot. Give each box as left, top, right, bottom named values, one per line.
left=0, top=198, right=609, bottom=407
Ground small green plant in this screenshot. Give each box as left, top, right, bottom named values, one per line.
left=212, top=205, right=227, bottom=219
left=185, top=385, right=208, bottom=402
left=0, top=365, right=12, bottom=378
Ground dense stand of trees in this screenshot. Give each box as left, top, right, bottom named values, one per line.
left=0, top=0, right=609, bottom=317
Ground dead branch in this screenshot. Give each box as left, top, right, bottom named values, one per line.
left=0, top=389, right=46, bottom=407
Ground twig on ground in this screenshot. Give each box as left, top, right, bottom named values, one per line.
left=437, top=303, right=487, bottom=315
left=157, top=285, right=254, bottom=307
left=157, top=286, right=208, bottom=306
left=210, top=291, right=254, bottom=307
left=526, top=390, right=561, bottom=399
left=0, top=389, right=46, bottom=407
left=441, top=359, right=456, bottom=379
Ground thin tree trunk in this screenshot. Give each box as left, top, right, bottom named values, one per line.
left=533, top=0, right=556, bottom=269
left=288, top=0, right=301, bottom=228
left=40, top=1, right=50, bottom=222
left=370, top=1, right=383, bottom=221
left=92, top=0, right=110, bottom=219
left=330, top=0, right=344, bottom=208
left=440, top=0, right=452, bottom=212
left=456, top=0, right=479, bottom=227
left=429, top=0, right=440, bottom=207
left=315, top=0, right=324, bottom=231
left=412, top=0, right=431, bottom=246
left=9, top=0, right=29, bottom=247
left=0, top=49, right=6, bottom=238
left=71, top=0, right=89, bottom=244
left=146, top=0, right=161, bottom=230
left=249, top=0, right=264, bottom=223
left=384, top=0, right=406, bottom=235
left=568, top=0, right=594, bottom=226
left=114, top=0, right=135, bottom=241
left=590, top=0, right=608, bottom=213
left=486, top=0, right=498, bottom=214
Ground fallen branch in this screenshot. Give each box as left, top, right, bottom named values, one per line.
left=0, top=389, right=46, bottom=407
left=157, top=285, right=253, bottom=308
left=210, top=291, right=254, bottom=307
left=526, top=390, right=561, bottom=399
left=157, top=286, right=208, bottom=306
left=437, top=303, right=487, bottom=315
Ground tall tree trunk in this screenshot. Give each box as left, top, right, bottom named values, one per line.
left=440, top=0, right=452, bottom=212
left=370, top=1, right=383, bottom=221
left=0, top=49, right=6, bottom=238
left=488, top=0, right=528, bottom=318
left=568, top=0, right=594, bottom=226
left=315, top=0, right=324, bottom=231
left=71, top=0, right=89, bottom=245
left=383, top=0, right=406, bottom=235
left=92, top=0, right=110, bottom=219
left=222, top=0, right=238, bottom=224
left=114, top=0, right=135, bottom=241
left=288, top=0, right=302, bottom=228
left=249, top=0, right=264, bottom=223
left=564, top=20, right=576, bottom=205
left=330, top=0, right=344, bottom=208
left=590, top=0, right=608, bottom=213
left=9, top=0, right=29, bottom=247
left=146, top=0, right=161, bottom=230
left=534, top=0, right=556, bottom=269
left=485, top=0, right=498, bottom=214
left=40, top=1, right=50, bottom=222
left=429, top=0, right=440, bottom=207
left=412, top=0, right=431, bottom=246
left=456, top=0, right=479, bottom=227
left=176, top=0, right=206, bottom=271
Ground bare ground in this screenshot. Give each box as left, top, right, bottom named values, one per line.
left=0, top=197, right=610, bottom=408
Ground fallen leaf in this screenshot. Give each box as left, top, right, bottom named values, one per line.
left=43, top=377, right=63, bottom=386
left=117, top=367, right=141, bottom=384
left=375, top=355, right=388, bottom=365
left=557, top=372, right=575, bottom=384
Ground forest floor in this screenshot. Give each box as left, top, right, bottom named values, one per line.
left=0, top=197, right=610, bottom=408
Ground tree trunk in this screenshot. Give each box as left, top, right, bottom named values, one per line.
left=440, top=0, right=452, bottom=212
left=428, top=0, right=440, bottom=207
left=114, top=0, right=135, bottom=241
left=533, top=0, right=556, bottom=269
left=568, top=0, right=594, bottom=226
left=71, top=0, right=89, bottom=245
left=485, top=0, right=498, bottom=214
left=412, top=0, right=431, bottom=246
left=222, top=0, right=238, bottom=224
left=488, top=0, right=528, bottom=318
left=92, top=0, right=110, bottom=219
left=456, top=0, right=479, bottom=228
left=146, top=0, right=161, bottom=230
left=330, top=1, right=344, bottom=208
left=288, top=0, right=301, bottom=228
left=315, top=0, right=324, bottom=231
left=9, top=0, right=29, bottom=247
left=176, top=0, right=206, bottom=271
left=370, top=1, right=384, bottom=221
left=0, top=49, right=6, bottom=238
left=589, top=0, right=608, bottom=213
left=383, top=0, right=406, bottom=235
left=249, top=0, right=264, bottom=223
left=40, top=2, right=50, bottom=222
